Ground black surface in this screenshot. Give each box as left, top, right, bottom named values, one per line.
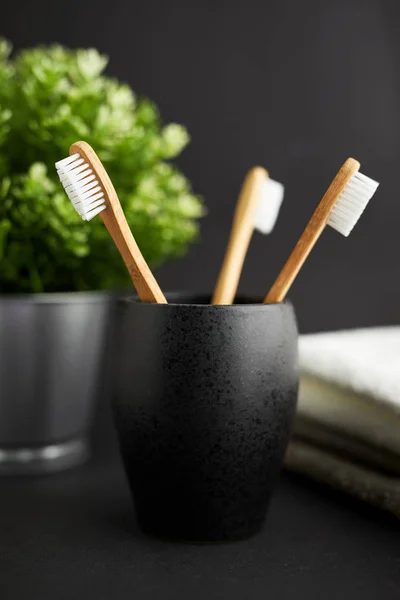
left=0, top=396, right=399, bottom=600
left=113, top=295, right=297, bottom=540
left=2, top=0, right=400, bottom=332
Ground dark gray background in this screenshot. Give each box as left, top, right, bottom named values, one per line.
left=3, top=0, right=400, bottom=332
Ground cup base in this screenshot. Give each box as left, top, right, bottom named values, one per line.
left=0, top=437, right=89, bottom=475
left=139, top=526, right=264, bottom=544
left=137, top=514, right=267, bottom=544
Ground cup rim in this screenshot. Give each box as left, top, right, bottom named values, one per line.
left=118, top=292, right=291, bottom=309
left=0, top=290, right=110, bottom=305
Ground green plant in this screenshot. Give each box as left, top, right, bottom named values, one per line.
left=0, top=39, right=204, bottom=293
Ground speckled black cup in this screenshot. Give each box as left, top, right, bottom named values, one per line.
left=113, top=294, right=298, bottom=542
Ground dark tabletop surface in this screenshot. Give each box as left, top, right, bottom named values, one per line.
left=1, top=397, right=399, bottom=600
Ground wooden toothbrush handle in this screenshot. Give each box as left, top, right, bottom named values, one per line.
left=212, top=167, right=268, bottom=305
left=70, top=141, right=167, bottom=304
left=264, top=158, right=360, bottom=304
left=100, top=209, right=167, bottom=304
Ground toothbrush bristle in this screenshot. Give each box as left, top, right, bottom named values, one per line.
left=253, top=178, right=284, bottom=235
left=327, top=171, right=379, bottom=237
left=55, top=153, right=107, bottom=221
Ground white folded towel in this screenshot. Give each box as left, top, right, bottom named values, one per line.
left=285, top=327, right=400, bottom=517
left=299, top=327, right=400, bottom=412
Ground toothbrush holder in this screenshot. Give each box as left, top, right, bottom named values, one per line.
left=112, top=294, right=298, bottom=542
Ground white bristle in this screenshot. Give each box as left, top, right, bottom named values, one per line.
left=253, top=178, right=284, bottom=235
left=327, top=171, right=379, bottom=237
left=55, top=153, right=106, bottom=221
left=55, top=153, right=80, bottom=170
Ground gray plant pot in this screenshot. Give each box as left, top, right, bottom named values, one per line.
left=0, top=292, right=112, bottom=475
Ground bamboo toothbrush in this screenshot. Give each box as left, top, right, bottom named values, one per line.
left=212, top=167, right=284, bottom=305
left=264, top=157, right=379, bottom=304
left=56, top=141, right=167, bottom=303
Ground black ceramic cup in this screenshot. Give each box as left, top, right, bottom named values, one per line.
left=112, top=294, right=298, bottom=542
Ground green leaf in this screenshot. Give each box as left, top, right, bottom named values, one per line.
left=0, top=218, right=11, bottom=259
left=160, top=123, right=189, bottom=158
left=0, top=38, right=11, bottom=61
left=76, top=49, right=108, bottom=80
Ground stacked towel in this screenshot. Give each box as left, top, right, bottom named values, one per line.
left=285, top=327, right=400, bottom=518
